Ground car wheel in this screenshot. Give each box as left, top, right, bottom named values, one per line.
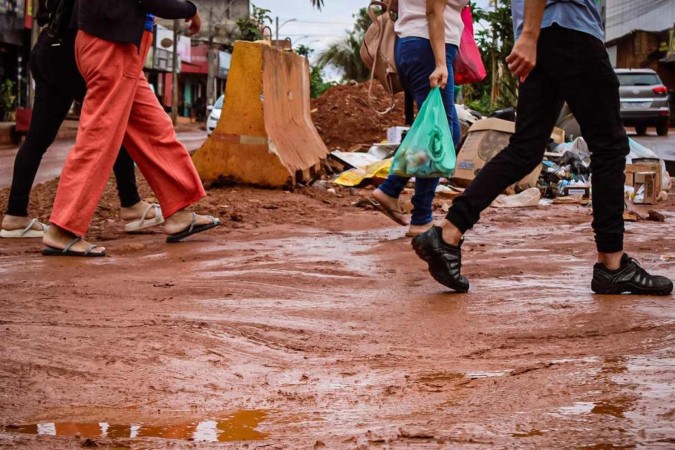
left=635, top=125, right=647, bottom=136
left=656, top=120, right=669, bottom=137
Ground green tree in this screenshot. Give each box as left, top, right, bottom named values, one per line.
left=463, top=0, right=517, bottom=113
left=236, top=4, right=272, bottom=41
left=295, top=45, right=334, bottom=98
left=0, top=80, right=16, bottom=121
left=310, top=66, right=333, bottom=98
left=316, top=7, right=372, bottom=82
left=295, top=44, right=313, bottom=58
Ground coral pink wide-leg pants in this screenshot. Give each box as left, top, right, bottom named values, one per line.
left=50, top=31, right=205, bottom=236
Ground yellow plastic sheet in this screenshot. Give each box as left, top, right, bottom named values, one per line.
left=333, top=159, right=392, bottom=187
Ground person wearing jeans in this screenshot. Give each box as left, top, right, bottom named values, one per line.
left=372, top=0, right=467, bottom=238
left=412, top=0, right=673, bottom=295
left=0, top=0, right=161, bottom=239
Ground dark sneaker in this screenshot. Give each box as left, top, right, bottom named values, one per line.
left=592, top=254, right=673, bottom=296
left=411, top=226, right=469, bottom=293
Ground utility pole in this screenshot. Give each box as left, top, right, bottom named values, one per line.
left=489, top=0, right=499, bottom=108
left=28, top=0, right=40, bottom=108
left=171, top=19, right=179, bottom=125
left=206, top=7, right=216, bottom=111
left=275, top=16, right=279, bottom=44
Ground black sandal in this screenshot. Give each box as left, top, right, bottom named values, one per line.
left=166, top=213, right=221, bottom=243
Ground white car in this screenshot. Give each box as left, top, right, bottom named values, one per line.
left=206, top=95, right=224, bottom=136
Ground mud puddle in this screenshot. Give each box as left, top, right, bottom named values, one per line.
left=3, top=410, right=268, bottom=443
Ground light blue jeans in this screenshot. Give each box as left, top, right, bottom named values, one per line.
left=378, top=37, right=460, bottom=226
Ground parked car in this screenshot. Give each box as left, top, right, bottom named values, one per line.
left=206, top=95, right=224, bottom=136
left=616, top=68, right=670, bottom=136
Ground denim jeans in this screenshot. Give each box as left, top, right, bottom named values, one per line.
left=447, top=25, right=628, bottom=253
left=378, top=37, right=460, bottom=226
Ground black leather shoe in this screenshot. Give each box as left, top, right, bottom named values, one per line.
left=592, top=254, right=673, bottom=296
left=411, top=226, right=470, bottom=293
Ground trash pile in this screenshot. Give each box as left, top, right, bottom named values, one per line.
left=314, top=102, right=671, bottom=217
left=540, top=137, right=592, bottom=200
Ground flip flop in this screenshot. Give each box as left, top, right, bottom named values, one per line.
left=42, top=237, right=106, bottom=257
left=125, top=203, right=164, bottom=233
left=1, top=218, right=48, bottom=238
left=166, top=213, right=221, bottom=243
left=368, top=197, right=409, bottom=226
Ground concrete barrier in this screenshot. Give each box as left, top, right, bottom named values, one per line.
left=192, top=42, right=329, bottom=188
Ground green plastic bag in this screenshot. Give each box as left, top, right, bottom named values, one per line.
left=390, top=87, right=456, bottom=178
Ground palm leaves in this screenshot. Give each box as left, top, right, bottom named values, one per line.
left=310, top=0, right=324, bottom=9
left=316, top=34, right=369, bottom=82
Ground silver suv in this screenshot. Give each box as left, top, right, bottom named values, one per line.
left=616, top=68, right=670, bottom=136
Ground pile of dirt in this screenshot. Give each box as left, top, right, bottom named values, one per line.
left=0, top=175, right=371, bottom=244
left=311, top=82, right=405, bottom=150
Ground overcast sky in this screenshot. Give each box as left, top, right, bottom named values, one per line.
left=254, top=0, right=492, bottom=57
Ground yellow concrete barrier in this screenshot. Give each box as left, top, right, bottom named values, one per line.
left=192, top=41, right=329, bottom=188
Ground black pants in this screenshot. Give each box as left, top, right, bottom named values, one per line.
left=5, top=31, right=140, bottom=217
left=447, top=25, right=629, bottom=254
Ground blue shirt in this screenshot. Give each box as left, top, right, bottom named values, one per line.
left=145, top=14, right=155, bottom=32
left=512, top=0, right=604, bottom=42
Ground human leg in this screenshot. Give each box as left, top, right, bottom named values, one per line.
left=44, top=31, right=149, bottom=253
left=120, top=73, right=206, bottom=220
left=374, top=39, right=460, bottom=227
left=414, top=32, right=564, bottom=291
left=113, top=146, right=142, bottom=208
left=112, top=145, right=165, bottom=232
left=443, top=63, right=563, bottom=243
left=554, top=29, right=671, bottom=294
left=4, top=81, right=72, bottom=218
left=2, top=78, right=72, bottom=236
left=119, top=73, right=216, bottom=240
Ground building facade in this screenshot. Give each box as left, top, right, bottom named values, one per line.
left=601, top=0, right=674, bottom=84
left=154, top=0, right=250, bottom=119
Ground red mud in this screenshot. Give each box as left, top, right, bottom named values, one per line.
left=0, top=176, right=674, bottom=448
left=311, top=82, right=406, bottom=150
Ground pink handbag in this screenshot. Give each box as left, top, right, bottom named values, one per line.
left=454, top=5, right=487, bottom=85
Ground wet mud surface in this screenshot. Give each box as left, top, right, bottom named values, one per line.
left=0, top=180, right=674, bottom=448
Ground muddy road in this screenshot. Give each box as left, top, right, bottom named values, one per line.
left=0, top=181, right=674, bottom=448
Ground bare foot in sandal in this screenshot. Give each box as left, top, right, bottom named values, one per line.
left=372, top=189, right=409, bottom=226
left=164, top=210, right=221, bottom=243
left=121, top=201, right=164, bottom=232
left=42, top=224, right=106, bottom=256
left=1, top=215, right=48, bottom=238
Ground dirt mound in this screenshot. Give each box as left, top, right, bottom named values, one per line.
left=0, top=175, right=364, bottom=245
left=311, top=82, right=405, bottom=150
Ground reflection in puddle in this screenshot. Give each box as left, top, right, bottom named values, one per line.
left=554, top=402, right=595, bottom=415
left=3, top=410, right=267, bottom=442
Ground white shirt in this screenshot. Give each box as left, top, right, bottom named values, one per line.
left=394, top=0, right=468, bottom=46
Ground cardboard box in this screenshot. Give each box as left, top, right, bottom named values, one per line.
left=626, top=159, right=661, bottom=205
left=452, top=118, right=541, bottom=189
left=387, top=126, right=410, bottom=145
left=563, top=185, right=591, bottom=199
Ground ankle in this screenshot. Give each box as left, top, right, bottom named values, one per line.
left=599, top=252, right=623, bottom=271
left=441, top=220, right=463, bottom=246
left=2, top=214, right=28, bottom=228
left=164, top=209, right=187, bottom=226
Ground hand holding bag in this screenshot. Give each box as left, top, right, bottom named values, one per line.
left=390, top=87, right=456, bottom=178
left=454, top=5, right=487, bottom=85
